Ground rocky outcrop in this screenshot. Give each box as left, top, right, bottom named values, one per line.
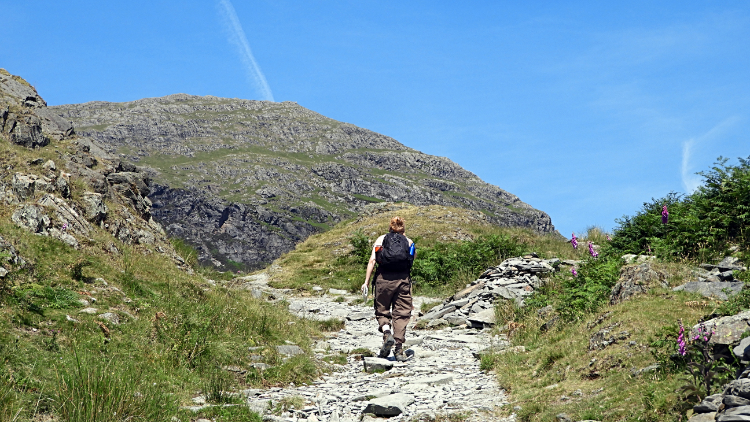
left=0, top=69, right=76, bottom=149
left=0, top=69, right=185, bottom=272
left=609, top=262, right=668, bottom=305
left=419, top=255, right=559, bottom=328
left=51, top=95, right=558, bottom=269
left=674, top=256, right=746, bottom=301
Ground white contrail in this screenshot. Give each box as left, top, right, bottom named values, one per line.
left=217, top=0, right=274, bottom=101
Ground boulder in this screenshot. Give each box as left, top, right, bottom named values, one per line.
left=362, top=393, right=414, bottom=417
left=717, top=405, right=750, bottom=421
left=610, top=263, right=668, bottom=305
left=694, top=394, right=723, bottom=413
left=5, top=113, right=49, bottom=149
left=688, top=412, right=716, bottom=422
left=694, top=311, right=750, bottom=345
left=275, top=345, right=304, bottom=356
left=36, top=107, right=75, bottom=141
left=81, top=192, right=108, bottom=223
left=12, top=204, right=50, bottom=233
left=98, top=313, right=120, bottom=325
left=723, top=379, right=750, bottom=399
left=363, top=357, right=393, bottom=373
left=674, top=281, right=744, bottom=301
left=468, top=308, right=496, bottom=327
left=11, top=173, right=36, bottom=201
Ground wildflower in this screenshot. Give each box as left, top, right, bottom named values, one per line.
left=677, top=321, right=686, bottom=356
left=571, top=267, right=578, bottom=277
left=588, top=242, right=599, bottom=258
left=61, top=222, right=68, bottom=231
left=661, top=205, right=669, bottom=224
left=647, top=245, right=651, bottom=254
left=606, top=234, right=611, bottom=241
left=571, top=232, right=578, bottom=249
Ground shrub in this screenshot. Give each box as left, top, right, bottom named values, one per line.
left=348, top=229, right=371, bottom=265
left=411, top=234, right=524, bottom=288
left=611, top=156, right=750, bottom=261
left=554, top=254, right=622, bottom=321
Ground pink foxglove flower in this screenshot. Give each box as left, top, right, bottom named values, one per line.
left=588, top=242, right=598, bottom=258
left=661, top=205, right=669, bottom=224
left=606, top=234, right=611, bottom=241
left=571, top=232, right=578, bottom=249
left=677, top=321, right=686, bottom=356
left=647, top=245, right=651, bottom=254
left=571, top=267, right=578, bottom=277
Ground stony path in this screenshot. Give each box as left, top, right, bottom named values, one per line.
left=229, top=275, right=512, bottom=422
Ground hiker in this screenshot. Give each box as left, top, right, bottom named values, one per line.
left=361, top=216, right=415, bottom=361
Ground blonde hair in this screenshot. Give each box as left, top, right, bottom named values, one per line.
left=389, top=216, right=405, bottom=234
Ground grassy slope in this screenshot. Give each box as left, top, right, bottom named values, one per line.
left=271, top=209, right=727, bottom=421
left=0, top=141, right=336, bottom=422
left=268, top=203, right=577, bottom=296
left=487, top=276, right=716, bottom=421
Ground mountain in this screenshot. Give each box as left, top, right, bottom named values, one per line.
left=51, top=95, right=557, bottom=270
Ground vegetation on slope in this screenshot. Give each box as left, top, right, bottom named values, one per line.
left=483, top=156, right=750, bottom=421
left=269, top=203, right=574, bottom=297
left=0, top=138, right=335, bottom=422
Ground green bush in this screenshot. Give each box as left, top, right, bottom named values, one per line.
left=555, top=254, right=621, bottom=320
left=410, top=234, right=525, bottom=288
left=348, top=229, right=371, bottom=265
left=611, top=156, right=750, bottom=261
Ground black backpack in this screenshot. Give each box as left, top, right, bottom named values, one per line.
left=376, top=232, right=413, bottom=272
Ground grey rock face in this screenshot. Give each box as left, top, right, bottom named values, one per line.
left=610, top=263, right=668, bottom=305
left=51, top=95, right=557, bottom=269
left=674, top=281, right=744, bottom=301
left=81, top=192, right=108, bottom=223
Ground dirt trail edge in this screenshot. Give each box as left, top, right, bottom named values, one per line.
left=205, top=273, right=514, bottom=422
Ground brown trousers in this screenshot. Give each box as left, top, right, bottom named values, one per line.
left=374, top=272, right=412, bottom=345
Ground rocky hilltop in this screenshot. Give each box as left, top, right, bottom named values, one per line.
left=51, top=95, right=557, bottom=270
left=0, top=68, right=185, bottom=272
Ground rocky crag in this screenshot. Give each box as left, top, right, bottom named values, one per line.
left=51, top=96, right=557, bottom=270
left=0, top=69, right=184, bottom=273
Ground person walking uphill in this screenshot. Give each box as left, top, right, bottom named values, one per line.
left=361, top=216, right=416, bottom=361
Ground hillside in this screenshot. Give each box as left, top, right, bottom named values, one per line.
left=0, top=69, right=338, bottom=422
left=50, top=96, right=556, bottom=270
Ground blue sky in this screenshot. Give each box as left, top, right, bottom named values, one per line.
left=2, top=1, right=748, bottom=237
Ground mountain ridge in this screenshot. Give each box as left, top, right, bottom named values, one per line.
left=51, top=94, right=557, bottom=270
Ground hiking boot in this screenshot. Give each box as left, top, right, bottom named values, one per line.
left=379, top=331, right=395, bottom=358
left=394, top=345, right=408, bottom=362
